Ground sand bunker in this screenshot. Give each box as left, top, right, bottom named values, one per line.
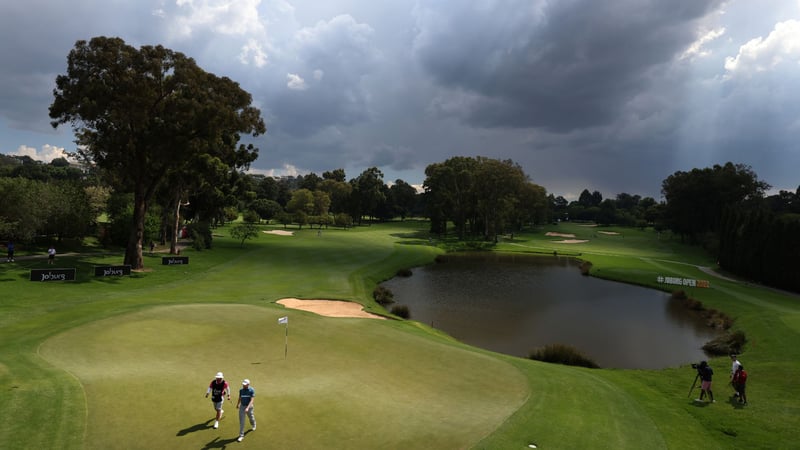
left=263, top=230, right=294, bottom=236
left=545, top=232, right=576, bottom=238
left=554, top=239, right=590, bottom=244
left=277, top=298, right=386, bottom=320
left=597, top=231, right=620, bottom=235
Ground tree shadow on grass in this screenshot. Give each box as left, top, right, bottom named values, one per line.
left=176, top=419, right=213, bottom=436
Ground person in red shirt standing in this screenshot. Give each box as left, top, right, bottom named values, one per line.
left=205, top=372, right=231, bottom=429
left=733, top=365, right=748, bottom=405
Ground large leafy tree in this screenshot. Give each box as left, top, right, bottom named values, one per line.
left=424, top=156, right=534, bottom=240
left=349, top=167, right=386, bottom=224
left=49, top=37, right=265, bottom=268
left=472, top=157, right=528, bottom=240
left=661, top=162, right=769, bottom=241
left=424, top=157, right=478, bottom=238
left=389, top=179, right=418, bottom=220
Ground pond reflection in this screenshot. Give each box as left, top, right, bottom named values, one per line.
left=381, top=253, right=717, bottom=369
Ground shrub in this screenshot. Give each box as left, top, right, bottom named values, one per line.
left=671, top=290, right=688, bottom=300
left=188, top=221, right=212, bottom=250
left=529, top=343, right=600, bottom=368
left=372, top=285, right=395, bottom=305
left=242, top=209, right=261, bottom=223
left=579, top=261, right=592, bottom=276
left=701, top=308, right=735, bottom=330
left=390, top=305, right=410, bottom=319
left=396, top=268, right=412, bottom=277
left=702, top=330, right=747, bottom=355
left=670, top=292, right=734, bottom=329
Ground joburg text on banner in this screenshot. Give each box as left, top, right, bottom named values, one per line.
left=657, top=276, right=710, bottom=288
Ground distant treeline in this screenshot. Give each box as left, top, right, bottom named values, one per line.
left=719, top=208, right=800, bottom=293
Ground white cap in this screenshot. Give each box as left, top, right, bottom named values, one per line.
left=242, top=379, right=250, bottom=385
left=215, top=372, right=224, bottom=378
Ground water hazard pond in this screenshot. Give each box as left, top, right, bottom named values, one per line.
left=380, top=253, right=718, bottom=369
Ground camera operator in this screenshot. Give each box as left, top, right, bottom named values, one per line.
left=695, top=361, right=715, bottom=403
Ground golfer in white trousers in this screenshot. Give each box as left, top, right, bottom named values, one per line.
left=236, top=379, right=256, bottom=442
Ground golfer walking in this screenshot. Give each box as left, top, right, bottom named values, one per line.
left=205, top=372, right=231, bottom=429
left=236, top=379, right=256, bottom=442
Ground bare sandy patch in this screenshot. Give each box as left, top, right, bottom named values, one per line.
left=277, top=298, right=386, bottom=320
left=545, top=232, right=576, bottom=238
left=553, top=239, right=590, bottom=244
left=597, top=231, right=620, bottom=235
left=263, top=230, right=294, bottom=236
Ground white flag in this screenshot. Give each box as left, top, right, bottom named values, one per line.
left=278, top=316, right=288, bottom=324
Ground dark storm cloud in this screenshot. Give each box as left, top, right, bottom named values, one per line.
left=413, top=0, right=725, bottom=132
left=0, top=1, right=167, bottom=132
left=265, top=14, right=380, bottom=137
left=1, top=0, right=798, bottom=198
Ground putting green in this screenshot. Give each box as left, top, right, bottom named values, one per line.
left=40, top=303, right=528, bottom=449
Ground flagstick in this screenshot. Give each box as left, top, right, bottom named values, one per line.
left=284, top=321, right=288, bottom=359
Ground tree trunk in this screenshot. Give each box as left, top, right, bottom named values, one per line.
left=170, top=193, right=182, bottom=255
left=124, top=190, right=146, bottom=270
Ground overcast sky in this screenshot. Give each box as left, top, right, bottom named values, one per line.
left=2, top=0, right=799, bottom=200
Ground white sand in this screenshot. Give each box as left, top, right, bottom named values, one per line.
left=277, top=298, right=386, bottom=320
left=263, top=230, right=294, bottom=236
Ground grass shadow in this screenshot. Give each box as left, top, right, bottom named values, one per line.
left=176, top=419, right=214, bottom=436
left=690, top=399, right=712, bottom=407
left=201, top=436, right=241, bottom=449
left=727, top=395, right=747, bottom=409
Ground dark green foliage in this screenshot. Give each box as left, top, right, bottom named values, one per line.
left=702, top=330, right=747, bottom=356
left=242, top=210, right=261, bottom=223
left=396, top=268, right=412, bottom=277
left=373, top=285, right=395, bottom=305
left=529, top=343, right=600, bottom=368
left=390, top=304, right=410, bottom=319
left=718, top=207, right=800, bottom=293
left=333, top=213, right=352, bottom=229
left=49, top=36, right=264, bottom=269
left=661, top=162, right=769, bottom=241
left=188, top=221, right=212, bottom=250
left=230, top=222, right=260, bottom=247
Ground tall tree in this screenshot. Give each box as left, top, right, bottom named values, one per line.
left=423, top=157, right=478, bottom=238
left=661, top=162, right=769, bottom=241
left=472, top=157, right=527, bottom=240
left=350, top=167, right=386, bottom=224
left=49, top=37, right=265, bottom=269
left=389, top=179, right=418, bottom=220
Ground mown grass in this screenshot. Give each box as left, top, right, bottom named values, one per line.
left=1, top=219, right=798, bottom=449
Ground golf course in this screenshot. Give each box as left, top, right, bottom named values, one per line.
left=1, top=220, right=798, bottom=449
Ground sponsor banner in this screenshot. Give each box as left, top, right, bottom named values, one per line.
left=30, top=268, right=76, bottom=282
left=94, top=265, right=131, bottom=277
left=657, top=275, right=710, bottom=288
left=162, top=256, right=189, bottom=265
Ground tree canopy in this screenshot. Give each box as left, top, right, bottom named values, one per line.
left=49, top=36, right=265, bottom=269
left=661, top=162, right=769, bottom=241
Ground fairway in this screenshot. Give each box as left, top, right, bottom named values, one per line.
left=39, top=303, right=529, bottom=449
left=3, top=221, right=800, bottom=449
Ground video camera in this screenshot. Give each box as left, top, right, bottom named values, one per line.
left=691, top=363, right=699, bottom=369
